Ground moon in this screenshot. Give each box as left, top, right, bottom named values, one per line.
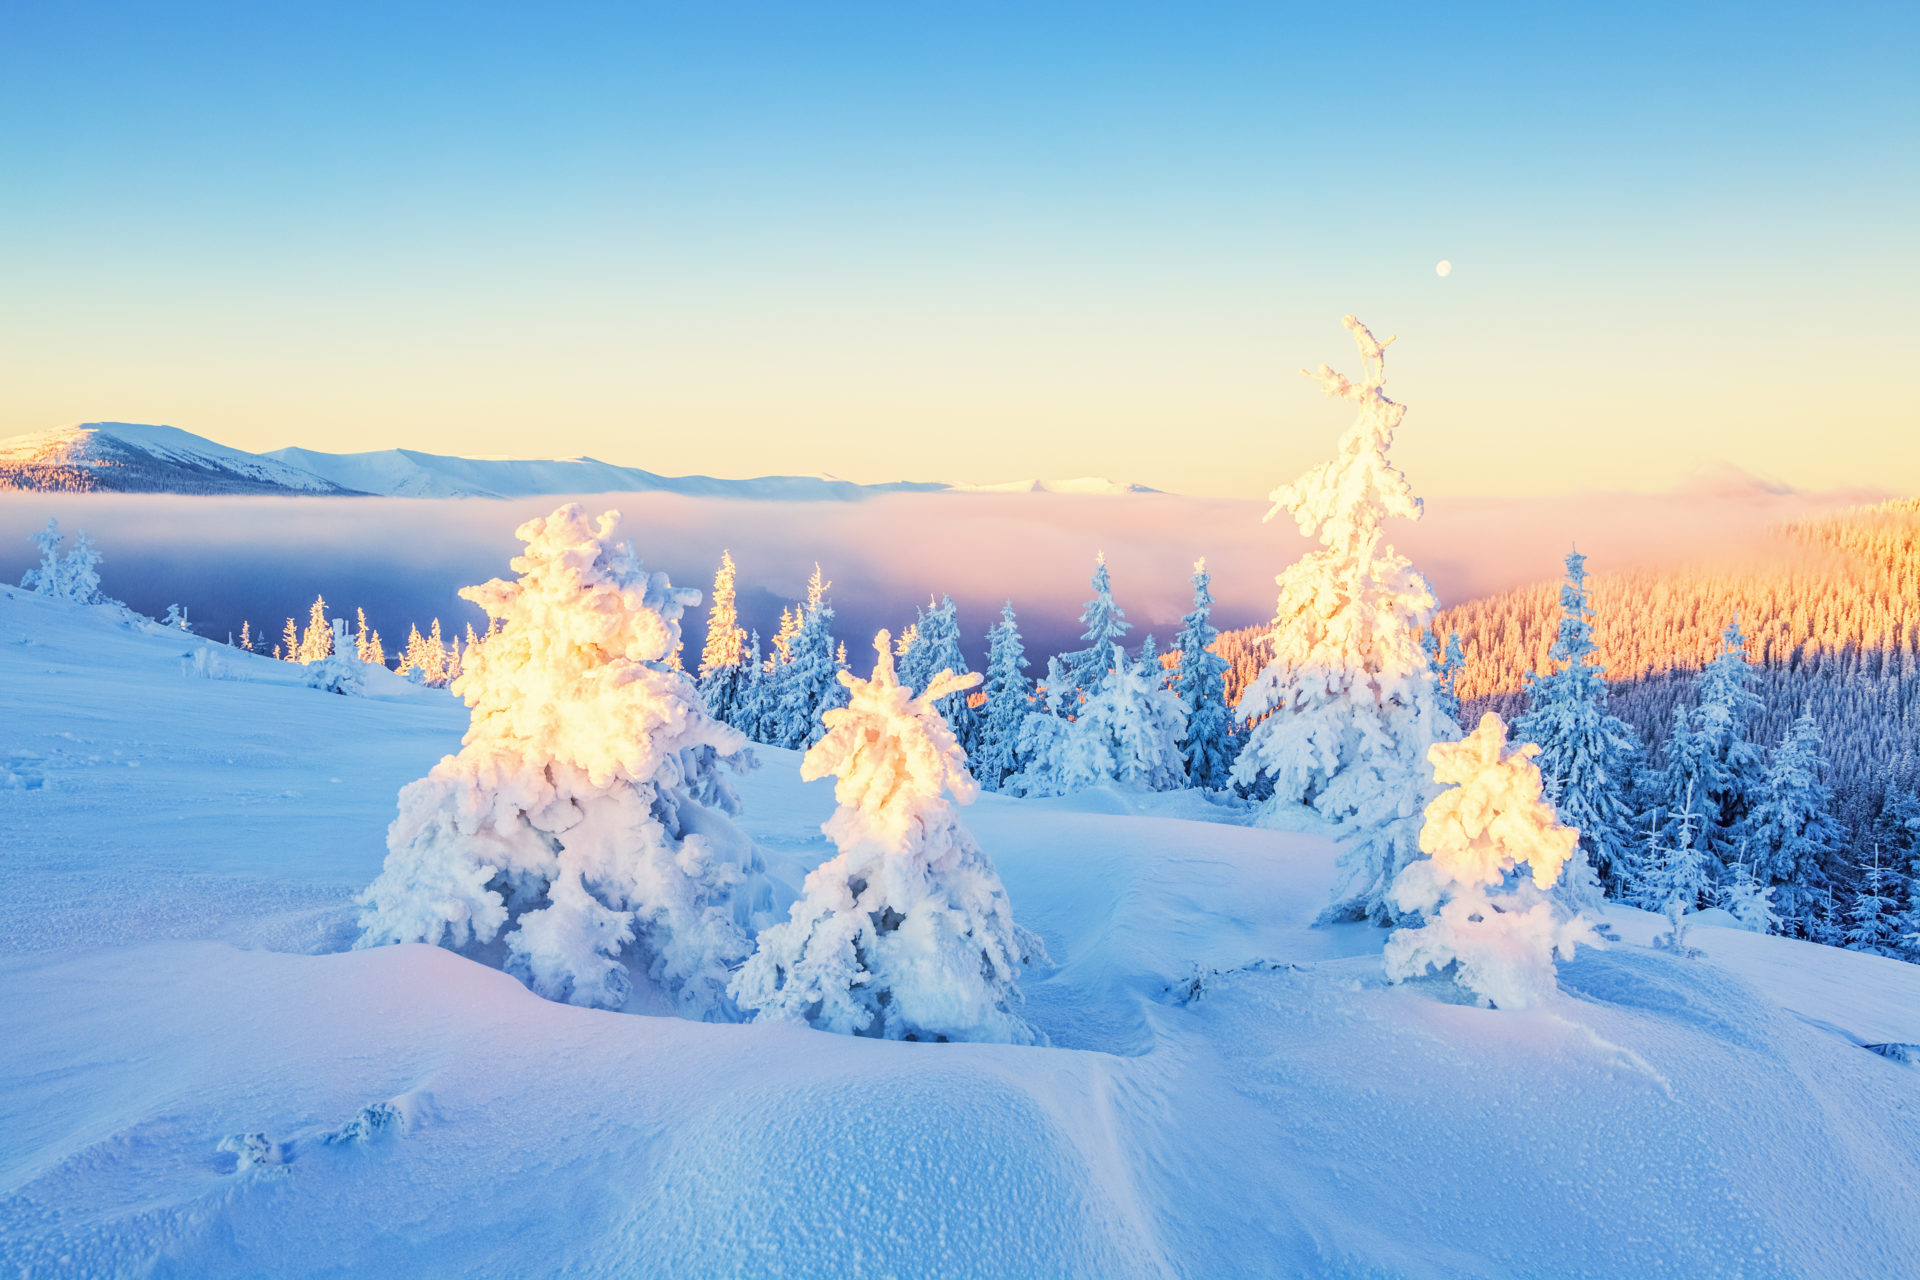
left=1435, top=260, right=1453, bottom=278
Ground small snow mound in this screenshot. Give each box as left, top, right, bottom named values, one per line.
left=217, top=1132, right=287, bottom=1174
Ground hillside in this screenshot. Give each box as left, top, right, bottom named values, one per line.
left=5, top=583, right=1920, bottom=1277
left=1213, top=497, right=1920, bottom=834
left=0, top=424, right=358, bottom=496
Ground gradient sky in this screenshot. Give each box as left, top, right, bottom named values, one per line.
left=2, top=2, right=1914, bottom=498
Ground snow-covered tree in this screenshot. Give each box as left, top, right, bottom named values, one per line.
left=1718, top=858, right=1783, bottom=934
left=1173, top=558, right=1235, bottom=792
left=20, top=518, right=110, bottom=605
left=1233, top=315, right=1457, bottom=924
left=697, top=550, right=750, bottom=726
left=1384, top=713, right=1594, bottom=1009
left=238, top=620, right=254, bottom=652
left=898, top=596, right=980, bottom=757
left=295, top=595, right=333, bottom=663
left=1425, top=629, right=1465, bottom=722
left=1688, top=616, right=1767, bottom=858
left=1008, top=644, right=1185, bottom=796
left=734, top=630, right=770, bottom=741
left=731, top=632, right=1038, bottom=1043
left=1744, top=711, right=1844, bottom=936
left=280, top=618, right=300, bottom=661
left=1845, top=845, right=1904, bottom=957
left=1513, top=550, right=1640, bottom=907
left=356, top=504, right=769, bottom=1016
left=770, top=565, right=843, bottom=749
left=1634, top=783, right=1713, bottom=915
left=975, top=602, right=1031, bottom=792
left=1064, top=554, right=1132, bottom=700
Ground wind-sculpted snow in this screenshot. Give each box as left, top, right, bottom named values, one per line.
left=6, top=585, right=1920, bottom=1278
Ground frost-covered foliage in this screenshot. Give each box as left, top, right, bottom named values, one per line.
left=1718, top=860, right=1783, bottom=934
left=163, top=604, right=192, bottom=633
left=1384, top=713, right=1594, bottom=1009
left=769, top=565, right=844, bottom=749
left=1008, top=645, right=1186, bottom=797
left=1633, top=781, right=1714, bottom=915
left=1744, top=712, right=1845, bottom=936
left=20, top=518, right=111, bottom=606
left=899, top=596, right=981, bottom=757
left=356, top=505, right=768, bottom=1016
left=1425, top=629, right=1465, bottom=722
left=1063, top=554, right=1131, bottom=700
left=1687, top=617, right=1768, bottom=857
left=296, top=596, right=334, bottom=663
left=1173, top=558, right=1235, bottom=791
left=353, top=608, right=385, bottom=666
left=1513, top=550, right=1639, bottom=906
left=1233, top=315, right=1458, bottom=925
left=697, top=549, right=750, bottom=725
left=1844, top=846, right=1904, bottom=957
left=731, top=633, right=1038, bottom=1044
left=975, top=602, right=1031, bottom=792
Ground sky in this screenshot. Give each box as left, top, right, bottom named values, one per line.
left=2, top=2, right=1915, bottom=498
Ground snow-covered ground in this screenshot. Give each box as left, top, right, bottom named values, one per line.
left=4, top=585, right=1918, bottom=1278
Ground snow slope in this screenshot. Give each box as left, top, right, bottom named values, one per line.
left=0, top=424, right=358, bottom=496
left=3, top=586, right=1918, bottom=1278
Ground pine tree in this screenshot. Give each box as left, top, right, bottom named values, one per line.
left=730, top=631, right=1037, bottom=1044
left=395, top=623, right=426, bottom=678
left=1844, top=845, right=1903, bottom=957
left=297, top=595, right=333, bottom=663
left=19, top=519, right=109, bottom=605
left=1385, top=713, right=1594, bottom=1009
left=976, top=602, right=1032, bottom=792
left=238, top=620, right=254, bottom=653
left=357, top=504, right=769, bottom=1015
left=280, top=618, right=299, bottom=661
left=898, top=596, right=980, bottom=757
left=1512, top=550, right=1640, bottom=907
left=1635, top=784, right=1713, bottom=915
left=1173, top=557, right=1234, bottom=791
left=697, top=550, right=750, bottom=726
left=1426, top=629, right=1465, bottom=722
left=1065, top=554, right=1132, bottom=700
left=1082, top=645, right=1187, bottom=791
left=735, top=630, right=770, bottom=741
left=1718, top=858, right=1783, bottom=934
left=1234, top=315, right=1457, bottom=925
left=355, top=608, right=377, bottom=663
left=1689, top=616, right=1767, bottom=859
left=164, top=604, right=191, bottom=632
left=772, top=565, right=842, bottom=749
left=1744, top=712, right=1845, bottom=936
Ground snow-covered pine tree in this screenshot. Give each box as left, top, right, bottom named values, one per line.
left=354, top=608, right=376, bottom=663
left=1080, top=644, right=1187, bottom=791
left=1844, top=845, right=1903, bottom=957
left=20, top=519, right=109, bottom=604
left=1006, top=656, right=1109, bottom=797
left=730, top=632, right=1037, bottom=1043
left=898, top=596, right=981, bottom=758
left=297, top=596, right=333, bottom=663
left=394, top=623, right=424, bottom=678
left=1512, top=550, right=1640, bottom=908
left=1635, top=782, right=1713, bottom=914
left=1744, top=711, right=1845, bottom=937
left=238, top=620, right=253, bottom=652
left=1233, top=315, right=1458, bottom=925
left=1880, top=790, right=1920, bottom=960
left=417, top=619, right=451, bottom=687
left=696, top=550, right=750, bottom=727
left=734, top=630, right=769, bottom=741
left=772, top=565, right=842, bottom=749
left=975, top=602, right=1031, bottom=792
left=357, top=504, right=769, bottom=1015
left=1718, top=857, right=1783, bottom=934
left=280, top=618, right=300, bottom=661
left=1425, top=629, right=1465, bottom=722
left=1689, top=616, right=1768, bottom=859
left=20, top=519, right=62, bottom=596
left=1065, top=553, right=1132, bottom=701
left=164, top=604, right=192, bottom=632
left=1173, top=557, right=1234, bottom=791
left=1384, top=713, right=1594, bottom=1009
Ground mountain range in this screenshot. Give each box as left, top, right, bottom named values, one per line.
left=0, top=422, right=1157, bottom=500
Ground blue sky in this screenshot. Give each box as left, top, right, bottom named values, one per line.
left=2, top=2, right=1914, bottom=496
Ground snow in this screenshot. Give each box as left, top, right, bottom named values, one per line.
left=0, top=423, right=354, bottom=494
left=5, top=584, right=1920, bottom=1277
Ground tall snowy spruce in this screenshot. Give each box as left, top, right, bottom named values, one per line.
left=1512, top=550, right=1639, bottom=907
left=1424, top=629, right=1465, bottom=722
left=1844, top=846, right=1903, bottom=957
left=1744, top=711, right=1845, bottom=937
left=771, top=565, right=844, bottom=750
left=1384, top=713, right=1595, bottom=1009
left=1008, top=643, right=1186, bottom=796
left=356, top=505, right=769, bottom=1016
left=898, top=596, right=982, bottom=758
left=975, top=602, right=1032, bottom=792
left=1680, top=617, right=1768, bottom=861
left=730, top=633, right=1039, bottom=1044
left=1173, top=558, right=1235, bottom=791
left=1633, top=784, right=1713, bottom=915
left=1065, top=554, right=1132, bottom=701
left=1233, top=315, right=1458, bottom=924
left=21, top=518, right=110, bottom=606
left=697, top=549, right=750, bottom=727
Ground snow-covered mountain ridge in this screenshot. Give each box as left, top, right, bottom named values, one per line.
left=0, top=423, right=1158, bottom=500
